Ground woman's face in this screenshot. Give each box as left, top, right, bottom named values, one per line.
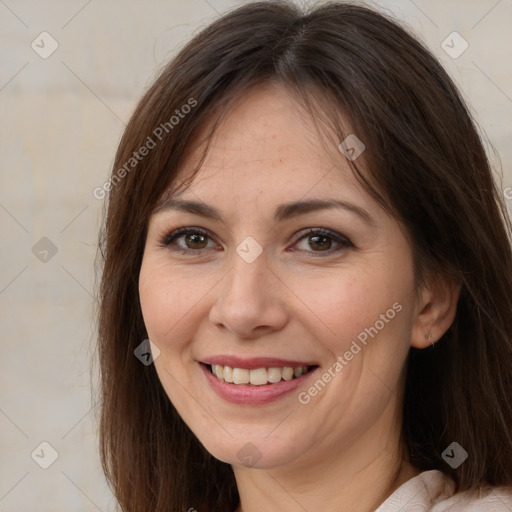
left=139, top=84, right=423, bottom=471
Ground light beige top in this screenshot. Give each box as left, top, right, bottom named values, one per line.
left=375, top=469, right=512, bottom=511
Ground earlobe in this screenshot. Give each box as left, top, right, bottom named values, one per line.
left=410, top=275, right=462, bottom=349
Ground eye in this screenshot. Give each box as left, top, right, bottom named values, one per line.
left=159, top=226, right=354, bottom=256
left=159, top=227, right=219, bottom=254
left=290, top=228, right=354, bottom=256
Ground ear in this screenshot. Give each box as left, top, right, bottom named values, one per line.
left=410, top=272, right=461, bottom=349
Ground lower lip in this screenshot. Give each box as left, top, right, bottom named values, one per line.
left=200, top=363, right=317, bottom=405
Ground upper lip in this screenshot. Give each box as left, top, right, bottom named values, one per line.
left=201, top=355, right=317, bottom=369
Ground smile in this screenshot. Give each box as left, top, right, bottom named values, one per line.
left=200, top=360, right=319, bottom=405
left=209, top=364, right=313, bottom=385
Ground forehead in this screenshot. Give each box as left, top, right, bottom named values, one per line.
left=168, top=84, right=369, bottom=203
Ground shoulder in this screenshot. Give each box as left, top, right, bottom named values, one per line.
left=376, top=469, right=512, bottom=512
left=432, top=482, right=512, bottom=511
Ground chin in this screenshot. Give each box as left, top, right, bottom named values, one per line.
left=197, top=432, right=305, bottom=470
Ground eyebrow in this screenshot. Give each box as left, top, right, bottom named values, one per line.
left=153, top=198, right=376, bottom=227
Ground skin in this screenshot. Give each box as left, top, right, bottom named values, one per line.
left=138, top=83, right=460, bottom=512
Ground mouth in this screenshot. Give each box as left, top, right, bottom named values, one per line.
left=206, top=363, right=317, bottom=386
left=199, top=356, right=320, bottom=404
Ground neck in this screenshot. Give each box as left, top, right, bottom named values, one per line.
left=234, top=452, right=418, bottom=512
left=232, top=414, right=420, bottom=512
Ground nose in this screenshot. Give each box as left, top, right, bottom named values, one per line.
left=208, top=249, right=289, bottom=339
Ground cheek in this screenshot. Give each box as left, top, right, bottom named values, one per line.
left=139, top=259, right=182, bottom=344
left=300, top=267, right=405, bottom=336
left=294, top=260, right=414, bottom=382
left=138, top=256, right=217, bottom=349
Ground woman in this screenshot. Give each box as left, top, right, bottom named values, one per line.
left=96, top=1, right=512, bottom=511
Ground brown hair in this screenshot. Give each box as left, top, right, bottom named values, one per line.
left=96, top=1, right=512, bottom=510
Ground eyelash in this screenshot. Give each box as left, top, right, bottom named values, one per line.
left=159, top=226, right=354, bottom=257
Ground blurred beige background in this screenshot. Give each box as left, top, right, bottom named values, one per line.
left=1, top=0, right=511, bottom=510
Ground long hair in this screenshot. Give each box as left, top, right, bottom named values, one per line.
left=96, top=2, right=512, bottom=510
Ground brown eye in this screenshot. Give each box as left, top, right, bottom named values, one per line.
left=308, top=234, right=333, bottom=251
left=184, top=232, right=208, bottom=249
left=161, top=227, right=217, bottom=253
left=292, top=228, right=353, bottom=256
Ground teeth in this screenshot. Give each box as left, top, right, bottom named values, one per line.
left=223, top=366, right=234, bottom=383
left=282, top=367, right=294, bottom=381
left=249, top=368, right=267, bottom=386
left=210, top=364, right=310, bottom=385
left=214, top=365, right=224, bottom=379
left=233, top=368, right=250, bottom=384
left=267, top=367, right=283, bottom=383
